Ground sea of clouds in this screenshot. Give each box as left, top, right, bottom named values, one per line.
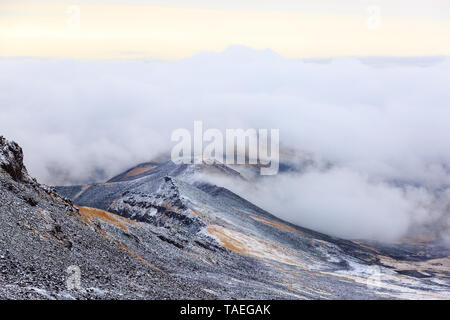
left=1, top=46, right=449, bottom=241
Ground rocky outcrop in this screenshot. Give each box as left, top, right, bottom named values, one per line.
left=109, top=177, right=206, bottom=233
left=0, top=136, right=30, bottom=183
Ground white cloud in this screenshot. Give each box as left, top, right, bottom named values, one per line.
left=0, top=47, right=449, bottom=241
left=201, top=168, right=442, bottom=241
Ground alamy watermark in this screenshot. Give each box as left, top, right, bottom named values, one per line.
left=66, top=265, right=81, bottom=290
left=365, top=265, right=383, bottom=291
left=171, top=121, right=280, bottom=175
left=66, top=5, right=81, bottom=30
left=366, top=5, right=382, bottom=30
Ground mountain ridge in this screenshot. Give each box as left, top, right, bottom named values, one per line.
left=1, top=135, right=449, bottom=299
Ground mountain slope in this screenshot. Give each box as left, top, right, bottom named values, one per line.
left=55, top=158, right=450, bottom=299
left=0, top=136, right=212, bottom=299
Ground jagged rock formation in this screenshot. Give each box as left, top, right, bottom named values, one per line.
left=0, top=137, right=31, bottom=183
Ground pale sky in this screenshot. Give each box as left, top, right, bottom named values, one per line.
left=1, top=0, right=450, bottom=59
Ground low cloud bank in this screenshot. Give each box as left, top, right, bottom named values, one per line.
left=1, top=46, right=449, bottom=241
left=201, top=167, right=448, bottom=242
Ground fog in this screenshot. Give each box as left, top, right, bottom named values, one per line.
left=1, top=46, right=449, bottom=241
left=201, top=168, right=449, bottom=242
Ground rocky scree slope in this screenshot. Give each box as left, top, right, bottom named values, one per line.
left=0, top=136, right=212, bottom=299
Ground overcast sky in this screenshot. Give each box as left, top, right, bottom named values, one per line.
left=1, top=0, right=450, bottom=59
